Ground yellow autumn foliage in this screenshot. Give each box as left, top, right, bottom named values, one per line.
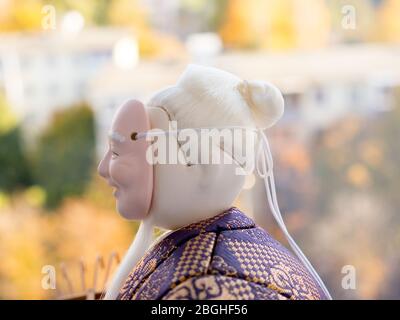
left=0, top=193, right=135, bottom=299
left=346, top=163, right=371, bottom=188
left=377, top=0, right=400, bottom=42
left=0, top=0, right=43, bottom=32
left=219, top=0, right=330, bottom=50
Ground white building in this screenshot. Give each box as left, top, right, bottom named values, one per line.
left=0, top=27, right=132, bottom=140
left=216, top=44, right=400, bottom=132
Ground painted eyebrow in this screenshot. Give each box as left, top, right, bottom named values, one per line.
left=108, top=131, right=126, bottom=143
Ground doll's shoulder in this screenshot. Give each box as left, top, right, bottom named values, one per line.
left=161, top=227, right=326, bottom=300
left=126, top=227, right=325, bottom=300
left=118, top=208, right=327, bottom=300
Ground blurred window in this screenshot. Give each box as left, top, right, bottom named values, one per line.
left=351, top=85, right=360, bottom=104
left=20, top=55, right=32, bottom=70
left=282, top=93, right=302, bottom=122
left=284, top=93, right=302, bottom=110
left=314, top=87, right=325, bottom=103
left=75, top=82, right=85, bottom=97
left=46, top=54, right=58, bottom=68
left=48, top=83, right=59, bottom=95
left=24, top=84, right=36, bottom=97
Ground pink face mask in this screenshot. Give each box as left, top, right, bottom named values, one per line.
left=98, top=100, right=153, bottom=220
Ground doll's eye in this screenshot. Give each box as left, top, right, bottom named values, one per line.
left=111, top=151, right=119, bottom=158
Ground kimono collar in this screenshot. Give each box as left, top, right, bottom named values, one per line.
left=117, top=207, right=254, bottom=299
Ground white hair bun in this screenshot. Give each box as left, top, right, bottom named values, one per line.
left=148, top=64, right=284, bottom=130
left=237, top=80, right=284, bottom=128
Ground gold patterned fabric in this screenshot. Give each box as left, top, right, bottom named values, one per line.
left=117, top=207, right=327, bottom=300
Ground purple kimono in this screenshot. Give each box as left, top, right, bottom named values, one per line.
left=117, top=207, right=327, bottom=300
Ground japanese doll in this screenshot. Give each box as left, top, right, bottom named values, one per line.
left=97, top=64, right=332, bottom=300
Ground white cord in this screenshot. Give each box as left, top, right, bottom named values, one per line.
left=256, top=129, right=332, bottom=300
left=104, top=219, right=154, bottom=299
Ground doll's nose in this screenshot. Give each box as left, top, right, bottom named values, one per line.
left=98, top=154, right=110, bottom=179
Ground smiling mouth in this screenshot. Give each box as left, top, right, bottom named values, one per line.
left=107, top=181, right=119, bottom=197
left=113, top=188, right=119, bottom=197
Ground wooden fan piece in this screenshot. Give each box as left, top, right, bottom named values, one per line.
left=56, top=252, right=120, bottom=300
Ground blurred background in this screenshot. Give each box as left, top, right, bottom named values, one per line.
left=0, top=0, right=399, bottom=299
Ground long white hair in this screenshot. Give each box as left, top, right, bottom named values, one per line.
left=103, top=219, right=175, bottom=299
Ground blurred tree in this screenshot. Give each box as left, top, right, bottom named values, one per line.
left=0, top=196, right=134, bottom=299
left=0, top=93, right=17, bottom=134
left=371, top=88, right=400, bottom=208
left=0, top=95, right=32, bottom=192
left=312, top=117, right=365, bottom=213
left=291, top=0, right=331, bottom=49
left=377, top=0, right=400, bottom=43
left=204, top=0, right=229, bottom=32
left=0, top=0, right=130, bottom=31
left=264, top=0, right=296, bottom=49
left=219, top=0, right=267, bottom=49
left=48, top=0, right=111, bottom=25
left=92, top=0, right=112, bottom=25
left=179, top=0, right=228, bottom=33
left=107, top=0, right=148, bottom=29
left=309, top=87, right=400, bottom=299
left=313, top=87, right=400, bottom=211
left=219, top=0, right=330, bottom=50
left=0, top=203, right=51, bottom=299
left=32, top=104, right=95, bottom=209
left=0, top=0, right=43, bottom=32
left=108, top=0, right=161, bottom=56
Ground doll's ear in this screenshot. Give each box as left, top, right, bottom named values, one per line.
left=237, top=80, right=284, bottom=128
